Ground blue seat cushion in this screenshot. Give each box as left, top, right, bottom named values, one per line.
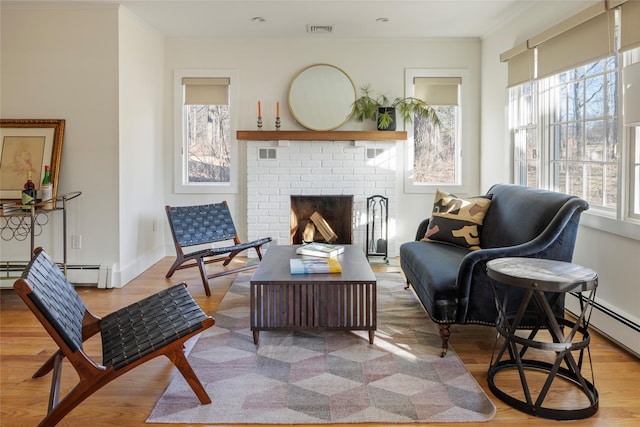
left=399, top=240, right=469, bottom=323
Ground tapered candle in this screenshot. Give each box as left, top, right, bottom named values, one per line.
left=258, top=100, right=261, bottom=117
left=276, top=101, right=280, bottom=117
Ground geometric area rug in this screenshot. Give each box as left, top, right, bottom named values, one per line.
left=147, top=272, right=496, bottom=424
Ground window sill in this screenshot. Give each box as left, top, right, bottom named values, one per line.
left=580, top=211, right=640, bottom=241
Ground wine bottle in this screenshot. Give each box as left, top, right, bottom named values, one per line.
left=21, top=171, right=37, bottom=212
left=40, top=165, right=54, bottom=210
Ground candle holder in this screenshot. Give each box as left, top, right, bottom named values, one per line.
left=275, top=117, right=281, bottom=130
left=257, top=116, right=263, bottom=130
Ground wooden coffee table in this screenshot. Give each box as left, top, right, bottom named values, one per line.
left=250, top=245, right=376, bottom=344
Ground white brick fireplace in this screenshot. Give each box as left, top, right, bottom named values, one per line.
left=246, top=139, right=397, bottom=255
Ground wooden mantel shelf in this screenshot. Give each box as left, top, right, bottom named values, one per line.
left=236, top=130, right=407, bottom=141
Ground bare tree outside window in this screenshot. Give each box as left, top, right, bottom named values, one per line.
left=413, top=105, right=457, bottom=183
left=545, top=57, right=618, bottom=210
left=184, top=104, right=230, bottom=183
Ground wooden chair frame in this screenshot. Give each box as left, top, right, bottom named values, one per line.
left=165, top=202, right=272, bottom=296
left=14, top=248, right=215, bottom=427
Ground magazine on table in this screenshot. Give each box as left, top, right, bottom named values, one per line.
left=290, top=257, right=342, bottom=274
left=295, top=242, right=345, bottom=258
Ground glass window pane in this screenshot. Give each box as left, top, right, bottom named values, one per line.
left=413, top=105, right=456, bottom=183
left=586, top=59, right=605, bottom=76
left=606, top=118, right=618, bottom=162
left=605, top=164, right=618, bottom=209
left=585, top=75, right=604, bottom=119
left=558, top=85, right=568, bottom=122
left=585, top=120, right=605, bottom=161
left=606, top=71, right=617, bottom=117
left=567, top=163, right=584, bottom=197
left=585, top=163, right=603, bottom=205
left=567, top=80, right=584, bottom=121
left=184, top=104, right=230, bottom=183
left=567, top=122, right=584, bottom=160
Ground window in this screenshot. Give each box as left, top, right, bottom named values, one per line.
left=509, top=81, right=539, bottom=187
left=543, top=57, right=619, bottom=211
left=623, top=48, right=640, bottom=220
left=173, top=70, right=238, bottom=193
left=404, top=69, right=469, bottom=193
left=505, top=3, right=640, bottom=237
left=510, top=52, right=640, bottom=231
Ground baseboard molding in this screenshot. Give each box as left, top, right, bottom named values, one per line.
left=0, top=262, right=109, bottom=287
left=566, top=292, right=640, bottom=358
left=110, top=246, right=166, bottom=288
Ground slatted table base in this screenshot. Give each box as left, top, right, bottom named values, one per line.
left=250, top=281, right=376, bottom=344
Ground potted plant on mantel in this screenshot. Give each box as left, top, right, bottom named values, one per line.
left=352, top=84, right=440, bottom=131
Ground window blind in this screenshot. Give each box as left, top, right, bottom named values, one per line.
left=500, top=42, right=535, bottom=87
left=182, top=77, right=230, bottom=105
left=536, top=9, right=615, bottom=79
left=413, top=77, right=461, bottom=106
left=620, top=0, right=640, bottom=52
left=623, top=61, right=640, bottom=125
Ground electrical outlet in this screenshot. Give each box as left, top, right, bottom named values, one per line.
left=72, top=235, right=82, bottom=249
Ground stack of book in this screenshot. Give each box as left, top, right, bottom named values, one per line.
left=296, top=242, right=345, bottom=258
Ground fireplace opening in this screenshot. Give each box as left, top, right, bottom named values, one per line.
left=290, top=195, right=353, bottom=244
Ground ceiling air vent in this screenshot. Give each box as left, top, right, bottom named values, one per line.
left=307, top=25, right=334, bottom=34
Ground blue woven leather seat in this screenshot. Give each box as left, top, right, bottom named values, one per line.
left=166, top=201, right=272, bottom=296
left=14, top=248, right=215, bottom=427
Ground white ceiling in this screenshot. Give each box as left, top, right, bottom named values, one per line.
left=118, top=0, right=541, bottom=39
left=7, top=0, right=565, bottom=39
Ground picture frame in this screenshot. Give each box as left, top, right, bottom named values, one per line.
left=0, top=119, right=65, bottom=202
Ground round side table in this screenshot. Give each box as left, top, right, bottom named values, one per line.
left=486, top=257, right=598, bottom=420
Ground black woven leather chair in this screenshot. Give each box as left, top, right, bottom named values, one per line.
left=13, top=248, right=215, bottom=427
left=165, top=201, right=272, bottom=296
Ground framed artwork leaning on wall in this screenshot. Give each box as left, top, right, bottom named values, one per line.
left=0, top=119, right=65, bottom=203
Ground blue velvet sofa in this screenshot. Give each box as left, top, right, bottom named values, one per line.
left=400, top=184, right=589, bottom=356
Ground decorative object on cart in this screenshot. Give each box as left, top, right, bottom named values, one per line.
left=366, top=194, right=389, bottom=262
left=13, top=248, right=215, bottom=427
left=0, top=119, right=64, bottom=202
left=352, top=84, right=441, bottom=130
left=21, top=171, right=37, bottom=212
left=40, top=165, right=54, bottom=210
left=288, top=63, right=356, bottom=131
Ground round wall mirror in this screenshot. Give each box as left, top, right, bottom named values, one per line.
left=288, top=64, right=356, bottom=131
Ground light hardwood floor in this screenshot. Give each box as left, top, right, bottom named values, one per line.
left=1, top=256, right=639, bottom=426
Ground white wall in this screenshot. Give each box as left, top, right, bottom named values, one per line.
left=1, top=6, right=120, bottom=273
left=117, top=8, right=166, bottom=285
left=1, top=5, right=167, bottom=287
left=481, top=1, right=640, bottom=355
left=163, top=37, right=481, bottom=248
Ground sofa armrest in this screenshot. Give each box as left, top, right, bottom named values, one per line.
left=414, top=218, right=430, bottom=241
left=455, top=197, right=588, bottom=322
